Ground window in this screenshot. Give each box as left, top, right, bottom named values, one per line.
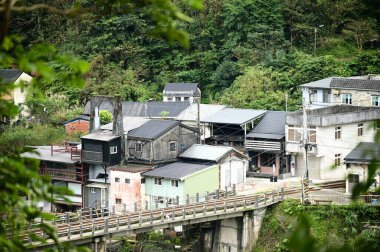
left=184, top=97, right=189, bottom=101
left=348, top=174, right=359, bottom=183
left=169, top=141, right=177, bottom=151
left=154, top=178, right=162, bottom=185
left=335, top=126, right=341, bottom=140
left=167, top=97, right=173, bottom=101
left=171, top=180, right=179, bottom=187
left=323, top=90, right=331, bottom=103
left=309, top=89, right=317, bottom=102
left=341, top=93, right=352, bottom=104
left=115, top=177, right=120, bottom=183
left=287, top=125, right=302, bottom=142
left=110, top=146, right=117, bottom=154
left=90, top=188, right=96, bottom=194
left=335, top=154, right=341, bottom=166
left=141, top=178, right=145, bottom=184
left=358, top=123, right=363, bottom=136
left=175, top=97, right=181, bottom=101
left=154, top=196, right=164, bottom=204
left=372, top=96, right=380, bottom=106
left=180, top=143, right=186, bottom=149
left=135, top=143, right=142, bottom=152
left=308, top=126, right=316, bottom=143
left=115, top=198, right=122, bottom=204
left=125, top=178, right=130, bottom=184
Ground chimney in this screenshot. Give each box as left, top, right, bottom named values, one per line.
left=89, top=98, right=101, bottom=133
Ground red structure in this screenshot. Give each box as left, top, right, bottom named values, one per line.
left=64, top=116, right=90, bottom=135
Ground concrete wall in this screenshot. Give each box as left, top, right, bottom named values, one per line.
left=332, top=89, right=380, bottom=107
left=287, top=121, right=376, bottom=180
left=220, top=157, right=248, bottom=189
left=108, top=170, right=142, bottom=212
left=144, top=177, right=184, bottom=207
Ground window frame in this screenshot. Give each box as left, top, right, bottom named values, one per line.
left=110, top=146, right=118, bottom=154
left=371, top=96, right=380, bottom=107
left=341, top=93, right=352, bottom=105
left=335, top=154, right=341, bottom=167
left=115, top=198, right=122, bottom=204
left=169, top=141, right=177, bottom=152
left=125, top=178, right=130, bottom=184
left=323, top=90, right=331, bottom=103
left=115, top=177, right=120, bottom=183
left=154, top=177, right=162, bottom=185
left=135, top=142, right=142, bottom=152
left=348, top=174, right=359, bottom=183
left=309, top=89, right=317, bottom=102
left=171, top=180, right=179, bottom=187
left=335, top=126, right=341, bottom=140
left=358, top=123, right=363, bottom=136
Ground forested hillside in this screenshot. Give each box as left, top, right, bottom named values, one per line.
left=10, top=0, right=380, bottom=111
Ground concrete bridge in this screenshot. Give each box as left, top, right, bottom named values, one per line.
left=28, top=189, right=286, bottom=251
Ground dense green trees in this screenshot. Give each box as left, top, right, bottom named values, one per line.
left=9, top=0, right=379, bottom=111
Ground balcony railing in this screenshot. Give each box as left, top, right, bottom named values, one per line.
left=82, top=150, right=103, bottom=163
left=246, top=140, right=282, bottom=151
left=44, top=168, right=82, bottom=182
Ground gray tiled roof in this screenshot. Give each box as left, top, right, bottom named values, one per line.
left=0, top=69, right=23, bottom=84
left=142, top=162, right=211, bottom=180
left=127, top=120, right=179, bottom=140
left=246, top=111, right=286, bottom=140
left=201, top=108, right=266, bottom=125
left=344, top=142, right=380, bottom=163
left=299, top=77, right=333, bottom=89
left=331, top=78, right=380, bottom=91
left=83, top=101, right=190, bottom=118
left=179, top=144, right=248, bottom=162
left=164, top=83, right=199, bottom=92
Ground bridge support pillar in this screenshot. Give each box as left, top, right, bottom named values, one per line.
left=241, top=208, right=266, bottom=251
left=92, top=236, right=107, bottom=252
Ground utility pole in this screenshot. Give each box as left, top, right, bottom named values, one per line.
left=302, top=99, right=309, bottom=204
left=314, top=25, right=324, bottom=56
left=196, top=96, right=201, bottom=144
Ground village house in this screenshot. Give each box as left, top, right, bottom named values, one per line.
left=175, top=103, right=226, bottom=142
left=142, top=161, right=219, bottom=208
left=64, top=115, right=90, bottom=135
left=201, top=108, right=266, bottom=148
left=126, top=120, right=199, bottom=164
left=163, top=83, right=201, bottom=103
left=107, top=164, right=151, bottom=212
left=21, top=142, right=85, bottom=212
left=300, top=75, right=380, bottom=109
left=0, top=69, right=32, bottom=123
left=179, top=144, right=250, bottom=189
left=245, top=111, right=290, bottom=177
left=285, top=105, right=380, bottom=180
left=344, top=142, right=380, bottom=194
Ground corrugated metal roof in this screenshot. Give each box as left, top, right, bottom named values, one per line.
left=64, top=115, right=90, bottom=124
left=164, top=83, right=199, bottom=92
left=175, top=103, right=226, bottom=121
left=331, top=78, right=380, bottom=91
left=344, top=142, right=380, bottom=163
left=101, top=117, right=151, bottom=133
left=21, top=146, right=79, bottom=164
left=179, top=144, right=235, bottom=162
left=246, top=111, right=286, bottom=139
left=142, top=161, right=211, bottom=180
left=83, top=101, right=190, bottom=118
left=0, top=69, right=23, bottom=84
left=201, top=108, right=266, bottom=125
left=127, top=120, right=179, bottom=139
left=81, top=131, right=120, bottom=141
left=299, top=77, right=333, bottom=88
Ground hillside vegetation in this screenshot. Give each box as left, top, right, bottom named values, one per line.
left=254, top=200, right=380, bottom=251
left=10, top=0, right=380, bottom=111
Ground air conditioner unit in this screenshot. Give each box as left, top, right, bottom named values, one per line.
left=332, top=90, right=340, bottom=96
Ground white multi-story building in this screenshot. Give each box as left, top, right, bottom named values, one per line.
left=286, top=105, right=380, bottom=180
left=163, top=83, right=201, bottom=103
left=300, top=75, right=380, bottom=109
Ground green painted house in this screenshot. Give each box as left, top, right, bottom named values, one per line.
left=142, top=161, right=219, bottom=208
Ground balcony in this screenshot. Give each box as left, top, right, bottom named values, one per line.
left=246, top=140, right=282, bottom=152
left=44, top=168, right=83, bottom=182
left=82, top=150, right=103, bottom=164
